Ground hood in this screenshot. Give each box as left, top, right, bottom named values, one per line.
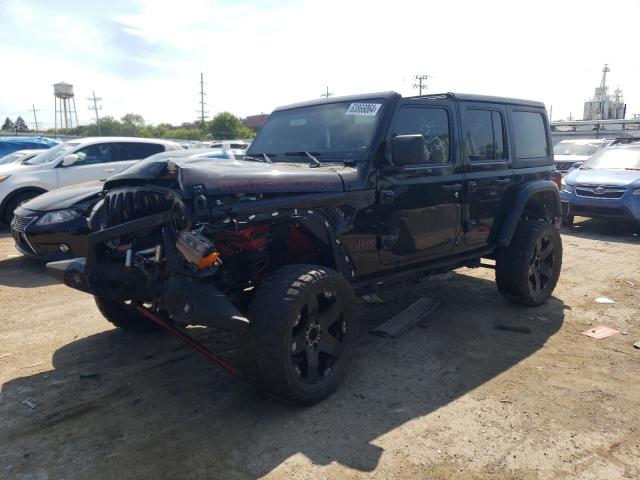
left=565, top=168, right=640, bottom=187
left=105, top=157, right=347, bottom=197
left=22, top=181, right=104, bottom=211
left=554, top=154, right=591, bottom=162
left=0, top=161, right=53, bottom=175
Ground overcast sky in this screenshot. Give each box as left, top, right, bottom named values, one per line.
left=1, top=0, right=639, bottom=128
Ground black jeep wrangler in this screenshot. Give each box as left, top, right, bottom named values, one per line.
left=48, top=92, right=562, bottom=403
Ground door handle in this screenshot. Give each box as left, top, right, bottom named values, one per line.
left=493, top=178, right=512, bottom=185
left=103, top=168, right=116, bottom=173
left=441, top=183, right=463, bottom=191
left=467, top=181, right=478, bottom=192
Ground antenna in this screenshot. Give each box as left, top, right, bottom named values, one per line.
left=88, top=91, right=103, bottom=135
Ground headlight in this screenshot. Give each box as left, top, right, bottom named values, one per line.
left=37, top=209, right=82, bottom=225
left=560, top=178, right=573, bottom=194
left=632, top=189, right=640, bottom=196
left=0, top=175, right=10, bottom=183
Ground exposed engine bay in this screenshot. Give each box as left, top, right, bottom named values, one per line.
left=65, top=184, right=330, bottom=330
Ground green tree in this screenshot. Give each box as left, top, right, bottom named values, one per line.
left=121, top=113, right=145, bottom=128
left=2, top=117, right=14, bottom=131
left=14, top=116, right=29, bottom=132
left=207, top=112, right=255, bottom=140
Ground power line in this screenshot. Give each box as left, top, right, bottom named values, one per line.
left=31, top=104, right=40, bottom=133
left=320, top=86, right=334, bottom=98
left=88, top=91, right=103, bottom=135
left=197, top=73, right=209, bottom=128
left=413, top=74, right=430, bottom=96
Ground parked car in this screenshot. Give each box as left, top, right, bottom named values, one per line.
left=560, top=144, right=640, bottom=226
left=49, top=92, right=562, bottom=404
left=553, top=138, right=615, bottom=174
left=0, top=149, right=49, bottom=165
left=11, top=149, right=239, bottom=260
left=0, top=136, right=59, bottom=157
left=0, top=137, right=181, bottom=223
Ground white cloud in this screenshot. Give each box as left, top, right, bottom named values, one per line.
left=1, top=0, right=639, bottom=127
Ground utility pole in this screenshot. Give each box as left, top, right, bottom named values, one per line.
left=413, top=74, right=430, bottom=96
left=88, top=91, right=103, bottom=135
left=31, top=104, right=40, bottom=133
left=198, top=73, right=209, bottom=129
left=548, top=105, right=553, bottom=122
left=320, top=86, right=334, bottom=98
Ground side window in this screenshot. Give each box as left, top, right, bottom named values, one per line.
left=393, top=107, right=450, bottom=163
left=118, top=143, right=165, bottom=161
left=465, top=109, right=505, bottom=160
left=512, top=111, right=548, bottom=159
left=73, top=143, right=115, bottom=165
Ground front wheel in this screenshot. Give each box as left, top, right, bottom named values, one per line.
left=247, top=264, right=357, bottom=404
left=94, top=297, right=162, bottom=333
left=495, top=220, right=562, bottom=306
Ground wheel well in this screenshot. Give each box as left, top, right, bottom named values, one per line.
left=522, top=190, right=561, bottom=221
left=0, top=187, right=47, bottom=220
left=268, top=220, right=337, bottom=271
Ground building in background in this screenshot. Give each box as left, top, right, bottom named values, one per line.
left=243, top=113, right=269, bottom=133
left=583, top=65, right=626, bottom=121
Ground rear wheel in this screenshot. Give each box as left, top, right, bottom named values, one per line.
left=247, top=264, right=357, bottom=403
left=562, top=212, right=574, bottom=227
left=496, top=220, right=562, bottom=306
left=94, top=297, right=162, bottom=333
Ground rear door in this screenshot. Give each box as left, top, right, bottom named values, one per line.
left=461, top=103, right=512, bottom=246
left=378, top=98, right=463, bottom=266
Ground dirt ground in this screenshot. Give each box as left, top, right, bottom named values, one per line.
left=0, top=219, right=639, bottom=480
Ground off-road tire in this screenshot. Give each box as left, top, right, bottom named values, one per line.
left=94, top=297, right=162, bottom=333
left=495, top=220, right=562, bottom=306
left=247, top=264, right=357, bottom=404
left=4, top=192, right=40, bottom=224
left=562, top=213, right=574, bottom=226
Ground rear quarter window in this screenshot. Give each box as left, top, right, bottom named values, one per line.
left=512, top=111, right=548, bottom=159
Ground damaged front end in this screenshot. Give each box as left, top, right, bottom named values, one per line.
left=46, top=159, right=351, bottom=332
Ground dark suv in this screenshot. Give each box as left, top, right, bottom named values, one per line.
left=48, top=92, right=562, bottom=403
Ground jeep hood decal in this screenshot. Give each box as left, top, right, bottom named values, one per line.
left=105, top=157, right=347, bottom=197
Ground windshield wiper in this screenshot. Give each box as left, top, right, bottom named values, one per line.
left=285, top=151, right=321, bottom=168
left=244, top=152, right=274, bottom=163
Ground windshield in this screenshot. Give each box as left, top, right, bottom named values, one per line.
left=580, top=148, right=640, bottom=170
left=24, top=143, right=79, bottom=165
left=553, top=142, right=602, bottom=157
left=247, top=99, right=384, bottom=160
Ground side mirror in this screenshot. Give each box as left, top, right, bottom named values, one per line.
left=391, top=134, right=425, bottom=166
left=61, top=154, right=79, bottom=167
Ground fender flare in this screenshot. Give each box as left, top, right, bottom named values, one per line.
left=497, top=180, right=561, bottom=246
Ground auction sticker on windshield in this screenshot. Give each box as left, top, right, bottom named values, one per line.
left=345, top=103, right=382, bottom=116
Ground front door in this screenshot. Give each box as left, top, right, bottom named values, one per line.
left=378, top=99, right=463, bottom=266
left=57, top=142, right=120, bottom=187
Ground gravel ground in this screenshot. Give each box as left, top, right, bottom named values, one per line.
left=0, top=219, right=639, bottom=480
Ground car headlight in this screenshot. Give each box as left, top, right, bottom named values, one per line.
left=632, top=189, right=640, bottom=196
left=37, top=209, right=82, bottom=225
left=0, top=175, right=10, bottom=183
left=560, top=178, right=573, bottom=194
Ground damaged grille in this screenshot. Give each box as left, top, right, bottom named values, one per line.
left=99, top=188, right=179, bottom=229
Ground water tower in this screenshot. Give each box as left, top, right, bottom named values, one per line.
left=54, top=81, right=79, bottom=130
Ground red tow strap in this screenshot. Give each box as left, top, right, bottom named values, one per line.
left=136, top=305, right=241, bottom=378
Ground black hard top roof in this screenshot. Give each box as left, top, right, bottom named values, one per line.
left=273, top=91, right=545, bottom=111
